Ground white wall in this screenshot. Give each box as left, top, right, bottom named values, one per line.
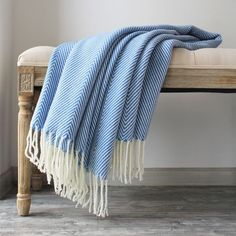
left=0, top=0, right=12, bottom=175
left=11, top=0, right=60, bottom=168
left=233, top=95, right=236, bottom=162
left=146, top=93, right=235, bottom=167
left=11, top=0, right=236, bottom=168
left=56, top=0, right=236, bottom=47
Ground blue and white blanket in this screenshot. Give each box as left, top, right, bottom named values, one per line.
left=25, top=25, right=221, bottom=217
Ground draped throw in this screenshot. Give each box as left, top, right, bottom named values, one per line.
left=25, top=25, right=221, bottom=217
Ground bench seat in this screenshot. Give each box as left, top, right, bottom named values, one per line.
left=17, top=46, right=236, bottom=92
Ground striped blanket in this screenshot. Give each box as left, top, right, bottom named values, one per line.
left=25, top=25, right=221, bottom=217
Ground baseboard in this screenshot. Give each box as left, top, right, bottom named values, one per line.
left=0, top=168, right=13, bottom=199
left=12, top=166, right=236, bottom=186
left=109, top=168, right=236, bottom=186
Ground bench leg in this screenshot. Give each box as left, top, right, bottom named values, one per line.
left=17, top=95, right=33, bottom=216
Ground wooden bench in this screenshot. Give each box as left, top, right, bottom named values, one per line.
left=16, top=46, right=236, bottom=216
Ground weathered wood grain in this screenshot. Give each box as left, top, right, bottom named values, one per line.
left=2, top=187, right=236, bottom=235
left=28, top=66, right=236, bottom=90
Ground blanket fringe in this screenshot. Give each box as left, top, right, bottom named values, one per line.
left=25, top=128, right=145, bottom=217
left=25, top=128, right=108, bottom=217
left=111, top=140, right=144, bottom=184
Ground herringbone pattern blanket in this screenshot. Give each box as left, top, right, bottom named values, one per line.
left=25, top=25, right=221, bottom=216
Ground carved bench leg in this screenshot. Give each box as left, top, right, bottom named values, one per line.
left=17, top=95, right=33, bottom=216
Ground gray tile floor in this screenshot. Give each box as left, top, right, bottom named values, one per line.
left=0, top=186, right=236, bottom=236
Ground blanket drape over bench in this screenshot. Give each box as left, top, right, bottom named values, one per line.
left=25, top=25, right=222, bottom=217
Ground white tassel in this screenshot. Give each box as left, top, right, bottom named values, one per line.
left=25, top=129, right=146, bottom=217
left=25, top=129, right=109, bottom=217
left=93, top=175, right=98, bottom=215
left=128, top=142, right=132, bottom=184
left=112, top=147, right=116, bottom=181
left=104, top=180, right=108, bottom=216
left=124, top=142, right=129, bottom=184
left=98, top=179, right=104, bottom=216
left=111, top=139, right=145, bottom=184
left=119, top=141, right=123, bottom=183
left=116, top=141, right=120, bottom=179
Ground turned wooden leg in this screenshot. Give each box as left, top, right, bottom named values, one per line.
left=17, top=95, right=33, bottom=216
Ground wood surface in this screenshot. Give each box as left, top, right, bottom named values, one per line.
left=6, top=187, right=236, bottom=235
